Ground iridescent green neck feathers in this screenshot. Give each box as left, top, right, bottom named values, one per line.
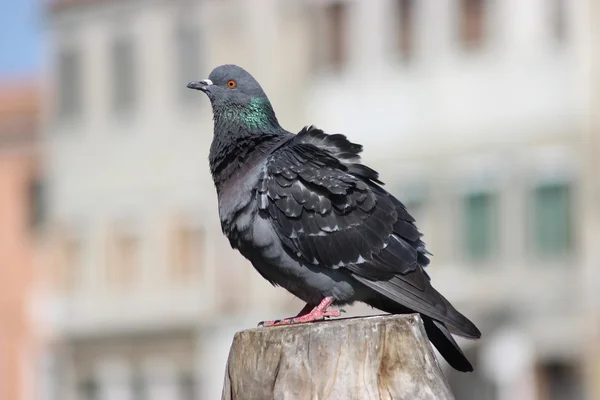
left=241, top=98, right=279, bottom=131
left=213, top=97, right=280, bottom=134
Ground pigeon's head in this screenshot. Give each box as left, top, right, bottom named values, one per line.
left=187, top=64, right=270, bottom=106
left=187, top=64, right=280, bottom=132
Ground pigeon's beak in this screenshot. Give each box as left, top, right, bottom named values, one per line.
left=187, top=79, right=213, bottom=93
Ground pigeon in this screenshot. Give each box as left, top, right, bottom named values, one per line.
left=188, top=64, right=481, bottom=372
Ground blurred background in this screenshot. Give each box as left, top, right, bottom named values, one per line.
left=1, top=0, right=600, bottom=399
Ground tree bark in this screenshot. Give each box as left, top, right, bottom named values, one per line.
left=221, top=314, right=455, bottom=400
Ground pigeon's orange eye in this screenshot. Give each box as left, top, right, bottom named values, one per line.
left=227, top=80, right=237, bottom=89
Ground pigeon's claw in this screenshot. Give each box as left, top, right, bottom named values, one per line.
left=257, top=297, right=340, bottom=327
left=259, top=309, right=341, bottom=327
left=291, top=308, right=342, bottom=323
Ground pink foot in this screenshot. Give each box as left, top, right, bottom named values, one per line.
left=259, top=297, right=342, bottom=327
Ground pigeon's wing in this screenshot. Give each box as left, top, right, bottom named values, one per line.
left=258, top=127, right=479, bottom=338
left=259, top=126, right=427, bottom=274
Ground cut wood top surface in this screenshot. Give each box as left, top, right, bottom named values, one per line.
left=222, top=314, right=456, bottom=400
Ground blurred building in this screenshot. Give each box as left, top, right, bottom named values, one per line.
left=302, top=1, right=596, bottom=400
left=38, top=0, right=600, bottom=400
left=39, top=1, right=316, bottom=399
left=0, top=84, right=41, bottom=400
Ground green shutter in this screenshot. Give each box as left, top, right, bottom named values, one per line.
left=533, top=183, right=572, bottom=255
left=464, top=192, right=496, bottom=260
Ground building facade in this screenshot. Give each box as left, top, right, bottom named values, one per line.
left=39, top=0, right=600, bottom=399
left=303, top=1, right=598, bottom=399
left=40, top=1, right=316, bottom=399
left=0, top=84, right=40, bottom=400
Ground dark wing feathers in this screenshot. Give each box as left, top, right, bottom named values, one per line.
left=258, top=126, right=479, bottom=338
left=354, top=274, right=480, bottom=339
left=296, top=126, right=383, bottom=184
left=260, top=126, right=427, bottom=272
left=296, top=126, right=363, bottom=162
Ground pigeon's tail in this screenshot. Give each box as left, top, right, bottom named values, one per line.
left=366, top=296, right=475, bottom=372
left=423, top=317, right=474, bottom=372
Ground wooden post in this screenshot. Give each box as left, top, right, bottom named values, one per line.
left=221, top=314, right=455, bottom=400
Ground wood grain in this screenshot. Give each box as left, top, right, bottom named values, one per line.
left=221, top=314, right=455, bottom=400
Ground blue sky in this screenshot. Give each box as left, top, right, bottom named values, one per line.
left=0, top=0, right=41, bottom=77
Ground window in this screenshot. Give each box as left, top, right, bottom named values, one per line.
left=176, top=20, right=201, bottom=102
left=111, top=35, right=137, bottom=115
left=533, top=183, right=572, bottom=256
left=396, top=0, right=415, bottom=60
left=107, top=226, right=139, bottom=287
left=324, top=2, right=347, bottom=71
left=459, top=0, right=486, bottom=49
left=550, top=0, right=567, bottom=43
left=463, top=191, right=497, bottom=260
left=171, top=223, right=204, bottom=282
left=57, top=46, right=82, bottom=119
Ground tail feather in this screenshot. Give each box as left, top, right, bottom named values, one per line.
left=423, top=318, right=473, bottom=372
